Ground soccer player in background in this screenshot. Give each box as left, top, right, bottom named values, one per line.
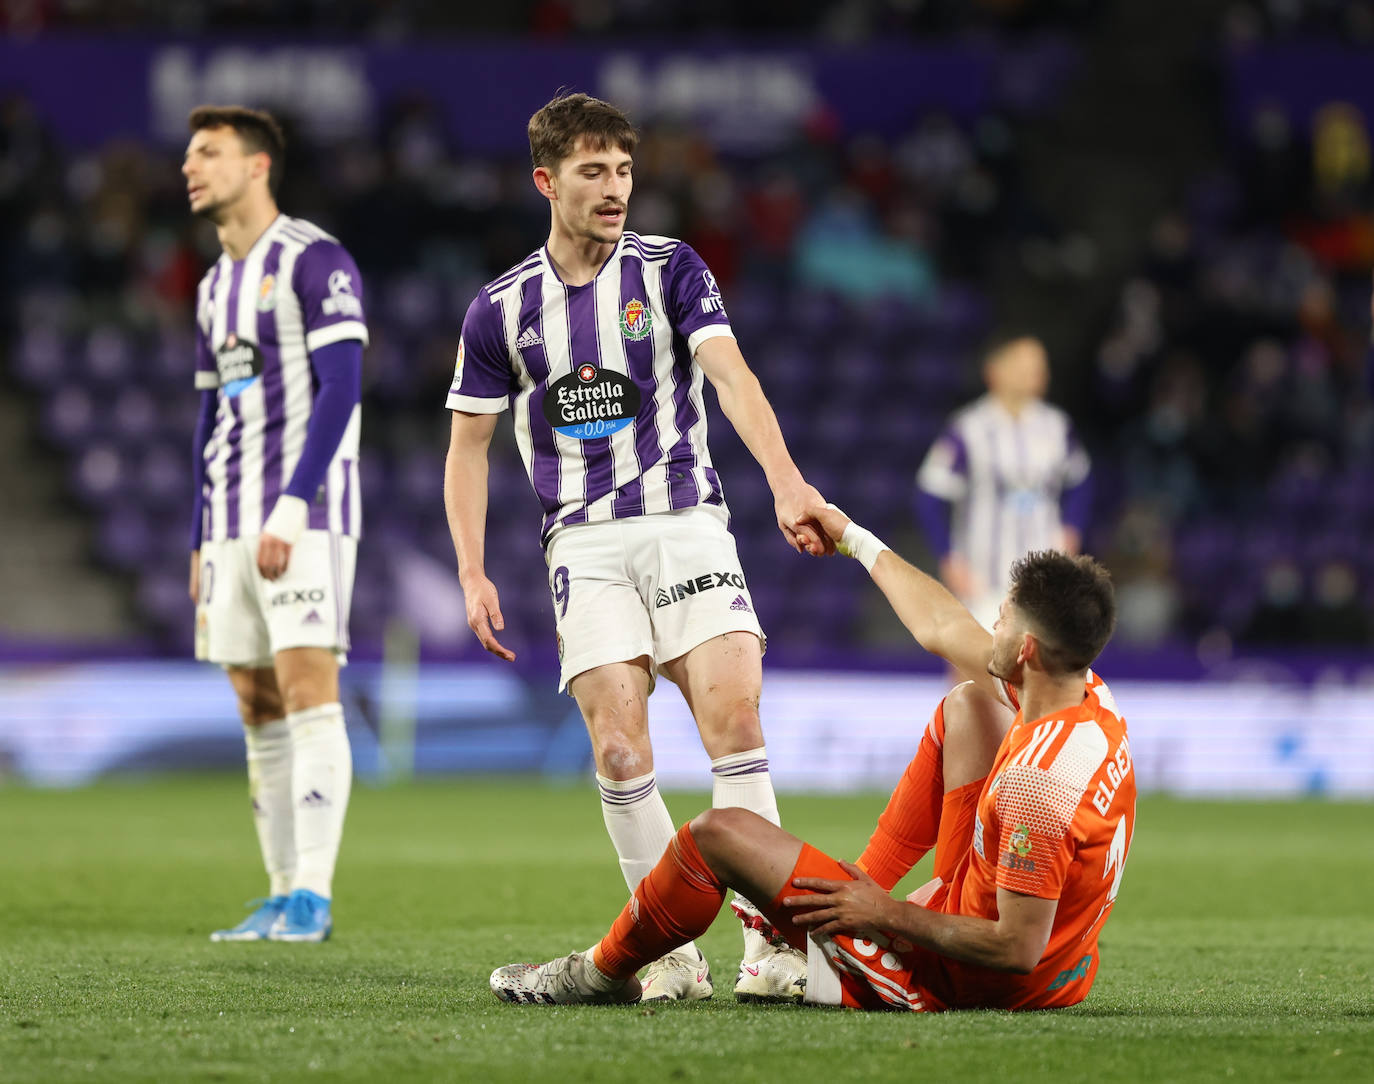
left=917, top=335, right=1092, bottom=630
left=490, top=503, right=1135, bottom=1013
left=444, top=93, right=827, bottom=1002
left=184, top=106, right=366, bottom=943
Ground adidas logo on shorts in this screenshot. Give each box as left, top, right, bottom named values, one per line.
left=516, top=326, right=543, bottom=350
left=729, top=594, right=751, bottom=613
left=302, top=609, right=323, bottom=625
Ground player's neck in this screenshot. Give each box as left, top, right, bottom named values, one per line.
left=545, top=228, right=616, bottom=287
left=216, top=197, right=280, bottom=262
left=993, top=391, right=1030, bottom=417
left=1015, top=670, right=1087, bottom=725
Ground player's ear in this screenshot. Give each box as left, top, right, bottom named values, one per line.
left=532, top=166, right=558, bottom=201
left=1018, top=632, right=1036, bottom=668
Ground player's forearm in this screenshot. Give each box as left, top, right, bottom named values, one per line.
left=189, top=389, right=216, bottom=550
left=868, top=550, right=975, bottom=662
left=282, top=341, right=362, bottom=506
left=443, top=447, right=491, bottom=582
left=887, top=903, right=1040, bottom=974
left=713, top=369, right=805, bottom=492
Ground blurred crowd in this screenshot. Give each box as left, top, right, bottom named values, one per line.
left=2, top=0, right=1372, bottom=656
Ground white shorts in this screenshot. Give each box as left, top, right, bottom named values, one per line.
left=545, top=507, right=765, bottom=693
left=195, top=531, right=356, bottom=669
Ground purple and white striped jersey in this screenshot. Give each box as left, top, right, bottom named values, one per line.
left=193, top=215, right=368, bottom=542
left=447, top=233, right=733, bottom=543
left=917, top=395, right=1091, bottom=594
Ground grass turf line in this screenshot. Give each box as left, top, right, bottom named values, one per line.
left=0, top=779, right=1370, bottom=1083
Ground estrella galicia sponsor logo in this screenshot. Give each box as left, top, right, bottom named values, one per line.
left=269, top=587, right=326, bottom=608
left=655, top=571, right=747, bottom=608
left=217, top=332, right=264, bottom=397
left=699, top=270, right=725, bottom=314
left=542, top=364, right=641, bottom=439
left=619, top=298, right=652, bottom=340
left=1047, top=954, right=1093, bottom=992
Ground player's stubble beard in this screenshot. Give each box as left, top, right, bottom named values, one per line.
left=986, top=636, right=1023, bottom=688
left=192, top=172, right=251, bottom=227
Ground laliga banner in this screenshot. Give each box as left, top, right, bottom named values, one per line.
left=1, top=661, right=1372, bottom=796
left=0, top=35, right=1062, bottom=154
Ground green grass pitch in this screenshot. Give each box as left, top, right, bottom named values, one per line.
left=1, top=778, right=1370, bottom=1082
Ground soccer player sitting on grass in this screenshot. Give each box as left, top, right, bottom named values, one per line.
left=491, top=503, right=1135, bottom=1011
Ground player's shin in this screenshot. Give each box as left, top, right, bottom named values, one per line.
left=594, top=824, right=726, bottom=981
left=598, top=771, right=703, bottom=960
left=244, top=718, right=295, bottom=897
left=288, top=702, right=352, bottom=898
left=856, top=705, right=947, bottom=890
left=710, top=748, right=781, bottom=939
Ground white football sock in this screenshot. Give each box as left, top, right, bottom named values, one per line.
left=710, top=746, right=780, bottom=825
left=711, top=747, right=782, bottom=936
left=243, top=718, right=295, bottom=898
left=287, top=702, right=352, bottom=900
left=598, top=770, right=699, bottom=958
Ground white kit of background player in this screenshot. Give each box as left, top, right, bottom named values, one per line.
left=184, top=106, right=365, bottom=943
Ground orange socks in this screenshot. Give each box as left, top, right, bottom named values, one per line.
left=594, top=823, right=726, bottom=980
left=856, top=701, right=947, bottom=890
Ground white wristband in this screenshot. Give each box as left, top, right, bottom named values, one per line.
left=262, top=494, right=309, bottom=545
left=838, top=521, right=890, bottom=573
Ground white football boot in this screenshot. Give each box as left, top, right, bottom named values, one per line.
left=490, top=948, right=642, bottom=1006
left=733, top=900, right=807, bottom=1003
left=639, top=947, right=714, bottom=1002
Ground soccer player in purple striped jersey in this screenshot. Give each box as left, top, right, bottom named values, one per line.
left=184, top=106, right=364, bottom=944
left=444, top=93, right=830, bottom=1003
left=916, top=336, right=1092, bottom=632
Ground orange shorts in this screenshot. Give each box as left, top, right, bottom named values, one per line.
left=761, top=779, right=985, bottom=1013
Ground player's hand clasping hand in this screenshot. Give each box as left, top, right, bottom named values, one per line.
left=774, top=481, right=836, bottom=557
left=782, top=859, right=898, bottom=940
left=804, top=503, right=853, bottom=552
left=463, top=574, right=516, bottom=662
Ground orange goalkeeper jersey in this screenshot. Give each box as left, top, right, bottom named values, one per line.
left=935, top=671, right=1136, bottom=1009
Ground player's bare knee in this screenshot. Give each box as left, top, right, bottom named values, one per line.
left=942, top=680, right=1010, bottom=788
left=689, top=807, right=751, bottom=849
left=594, top=737, right=653, bottom=780
left=699, top=696, right=763, bottom=756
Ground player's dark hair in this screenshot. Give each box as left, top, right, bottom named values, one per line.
left=188, top=105, right=287, bottom=195
left=528, top=92, right=638, bottom=171
left=1009, top=551, right=1116, bottom=674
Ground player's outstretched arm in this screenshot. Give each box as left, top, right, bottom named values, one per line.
left=809, top=503, right=999, bottom=698
left=445, top=410, right=514, bottom=662
left=694, top=336, right=832, bottom=556
left=785, top=862, right=1055, bottom=974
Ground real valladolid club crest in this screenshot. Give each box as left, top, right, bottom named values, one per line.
left=256, top=273, right=277, bottom=312
left=620, top=298, right=652, bottom=340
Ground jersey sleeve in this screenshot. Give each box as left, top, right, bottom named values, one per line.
left=989, top=741, right=1093, bottom=895
left=446, top=290, right=513, bottom=414
left=193, top=319, right=219, bottom=390
left=663, top=243, right=734, bottom=356
left=916, top=427, right=968, bottom=501
left=293, top=241, right=369, bottom=352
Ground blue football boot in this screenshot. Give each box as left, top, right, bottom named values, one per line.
left=268, top=889, right=332, bottom=942
left=210, top=896, right=287, bottom=942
